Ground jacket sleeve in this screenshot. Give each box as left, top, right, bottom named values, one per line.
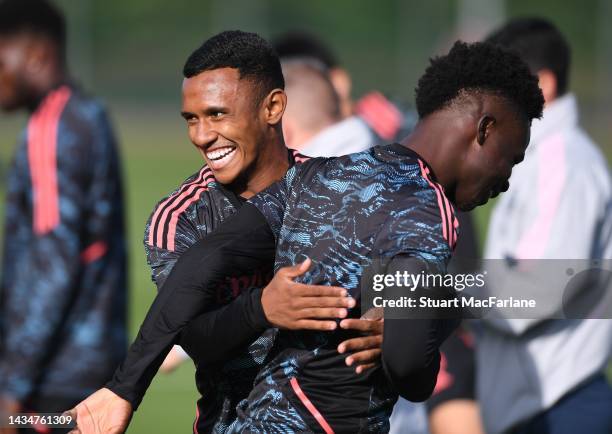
left=144, top=212, right=271, bottom=368
left=178, top=286, right=270, bottom=365
left=143, top=171, right=220, bottom=365
left=373, top=192, right=459, bottom=402
left=143, top=169, right=209, bottom=291
left=106, top=203, right=276, bottom=409
left=140, top=168, right=295, bottom=367
left=381, top=254, right=459, bottom=402
left=175, top=171, right=302, bottom=365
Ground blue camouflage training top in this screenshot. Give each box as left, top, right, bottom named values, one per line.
left=106, top=143, right=458, bottom=434
left=230, top=143, right=459, bottom=433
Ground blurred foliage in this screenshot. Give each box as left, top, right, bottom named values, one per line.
left=58, top=0, right=611, bottom=154
left=58, top=0, right=608, bottom=103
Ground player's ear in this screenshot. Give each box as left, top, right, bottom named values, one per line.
left=263, top=88, right=286, bottom=126
left=537, top=69, right=557, bottom=104
left=329, top=67, right=352, bottom=118
left=477, top=114, right=495, bottom=146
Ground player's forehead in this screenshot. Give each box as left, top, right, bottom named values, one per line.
left=0, top=37, right=32, bottom=79
left=181, top=67, right=255, bottom=110
left=0, top=33, right=27, bottom=57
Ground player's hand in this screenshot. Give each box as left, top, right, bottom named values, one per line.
left=261, top=258, right=355, bottom=330
left=65, top=388, right=132, bottom=434
left=0, top=395, right=20, bottom=434
left=338, top=307, right=384, bottom=374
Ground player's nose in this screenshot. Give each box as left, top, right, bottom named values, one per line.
left=192, top=123, right=218, bottom=148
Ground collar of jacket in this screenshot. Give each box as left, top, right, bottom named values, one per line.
left=529, top=93, right=578, bottom=151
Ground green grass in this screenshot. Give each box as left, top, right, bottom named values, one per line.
left=0, top=109, right=610, bottom=433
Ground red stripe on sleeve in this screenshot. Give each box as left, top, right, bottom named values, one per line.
left=418, top=160, right=449, bottom=244
left=165, top=178, right=213, bottom=251
left=418, top=159, right=459, bottom=249
left=148, top=167, right=208, bottom=246
left=27, top=86, right=72, bottom=235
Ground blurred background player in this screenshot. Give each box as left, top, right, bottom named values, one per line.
left=0, top=0, right=127, bottom=431
left=273, top=31, right=417, bottom=144
left=478, top=17, right=612, bottom=434
left=281, top=59, right=374, bottom=156
left=274, top=31, right=354, bottom=120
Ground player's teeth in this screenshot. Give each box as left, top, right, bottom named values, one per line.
left=207, top=147, right=235, bottom=160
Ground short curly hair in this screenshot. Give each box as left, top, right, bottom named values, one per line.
left=415, top=41, right=543, bottom=121
left=183, top=30, right=284, bottom=105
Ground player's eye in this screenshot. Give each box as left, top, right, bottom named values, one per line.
left=181, top=113, right=198, bottom=124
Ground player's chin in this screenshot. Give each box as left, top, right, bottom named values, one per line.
left=457, top=197, right=486, bottom=212
left=0, top=96, right=19, bottom=112
left=457, top=202, right=476, bottom=212
left=207, top=157, right=243, bottom=184
left=211, top=167, right=240, bottom=185
left=211, top=161, right=243, bottom=184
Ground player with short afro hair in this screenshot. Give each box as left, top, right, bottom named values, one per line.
left=183, top=30, right=284, bottom=105
left=415, top=41, right=544, bottom=122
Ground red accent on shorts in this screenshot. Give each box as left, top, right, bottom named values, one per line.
left=433, top=352, right=454, bottom=395
left=290, top=377, right=335, bottom=434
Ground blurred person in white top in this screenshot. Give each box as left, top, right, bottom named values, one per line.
left=281, top=59, right=374, bottom=156
left=479, top=17, right=612, bottom=434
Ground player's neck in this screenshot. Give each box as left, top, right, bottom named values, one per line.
left=27, top=67, right=69, bottom=112
left=235, top=136, right=290, bottom=200
left=402, top=119, right=459, bottom=192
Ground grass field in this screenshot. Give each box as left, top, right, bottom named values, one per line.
left=0, top=106, right=610, bottom=433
